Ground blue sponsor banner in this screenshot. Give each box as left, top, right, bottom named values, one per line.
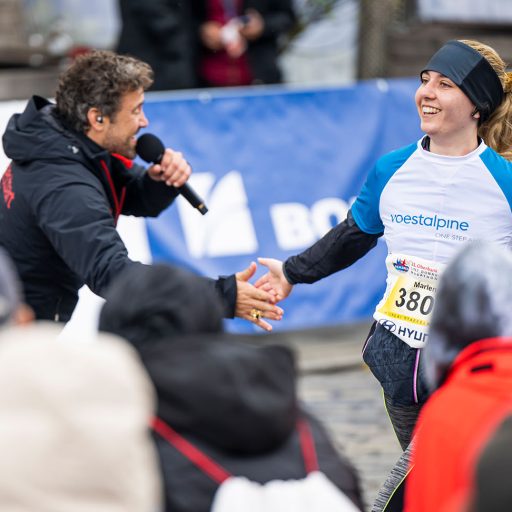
left=140, top=79, right=423, bottom=333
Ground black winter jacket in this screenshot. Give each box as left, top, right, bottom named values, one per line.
left=137, top=334, right=364, bottom=512
left=0, top=96, right=235, bottom=321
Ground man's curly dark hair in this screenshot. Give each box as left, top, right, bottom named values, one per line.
left=55, top=50, right=154, bottom=133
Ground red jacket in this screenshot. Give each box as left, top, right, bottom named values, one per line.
left=405, top=338, right=512, bottom=512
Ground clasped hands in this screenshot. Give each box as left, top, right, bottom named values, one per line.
left=236, top=258, right=294, bottom=332
left=200, top=9, right=265, bottom=59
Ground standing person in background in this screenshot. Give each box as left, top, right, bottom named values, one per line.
left=0, top=50, right=282, bottom=330
left=117, top=0, right=197, bottom=91
left=191, top=0, right=296, bottom=87
left=255, top=39, right=512, bottom=510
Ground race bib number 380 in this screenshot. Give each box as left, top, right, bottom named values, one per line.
left=374, top=254, right=445, bottom=347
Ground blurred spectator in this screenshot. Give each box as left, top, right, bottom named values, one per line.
left=0, top=324, right=161, bottom=512
left=404, top=241, right=512, bottom=512
left=116, top=1, right=197, bottom=90
left=99, top=263, right=364, bottom=512
left=0, top=247, right=23, bottom=327
left=0, top=248, right=33, bottom=327
left=191, top=0, right=296, bottom=87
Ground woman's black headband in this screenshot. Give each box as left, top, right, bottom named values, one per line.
left=421, top=40, right=504, bottom=123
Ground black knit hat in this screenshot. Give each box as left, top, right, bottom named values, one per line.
left=99, top=263, right=224, bottom=349
left=421, top=40, right=504, bottom=123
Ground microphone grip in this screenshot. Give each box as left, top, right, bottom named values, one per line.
left=177, top=183, right=208, bottom=215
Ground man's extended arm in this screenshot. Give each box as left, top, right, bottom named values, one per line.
left=34, top=167, right=281, bottom=329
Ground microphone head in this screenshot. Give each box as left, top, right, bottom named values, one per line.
left=135, top=133, right=165, bottom=163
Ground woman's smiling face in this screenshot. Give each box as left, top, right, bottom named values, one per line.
left=415, top=70, right=479, bottom=141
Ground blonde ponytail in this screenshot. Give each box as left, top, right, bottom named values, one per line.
left=460, top=40, right=512, bottom=161
left=504, top=71, right=512, bottom=94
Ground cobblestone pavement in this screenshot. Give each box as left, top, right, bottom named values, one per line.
left=299, top=367, right=402, bottom=511
left=263, top=322, right=403, bottom=511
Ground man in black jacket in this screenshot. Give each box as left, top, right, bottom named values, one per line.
left=0, top=51, right=282, bottom=328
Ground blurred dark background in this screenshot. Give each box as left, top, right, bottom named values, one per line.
left=0, top=0, right=510, bottom=100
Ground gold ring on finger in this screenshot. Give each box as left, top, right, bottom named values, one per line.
left=250, top=308, right=262, bottom=320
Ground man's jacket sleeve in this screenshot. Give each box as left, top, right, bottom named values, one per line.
left=213, top=274, right=237, bottom=318
left=32, top=168, right=142, bottom=297
left=121, top=163, right=179, bottom=217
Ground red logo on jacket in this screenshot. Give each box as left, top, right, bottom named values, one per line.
left=1, top=165, right=14, bottom=209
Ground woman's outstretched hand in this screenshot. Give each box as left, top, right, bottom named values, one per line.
left=255, top=258, right=294, bottom=302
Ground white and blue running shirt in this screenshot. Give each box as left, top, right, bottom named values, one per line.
left=351, top=138, right=512, bottom=347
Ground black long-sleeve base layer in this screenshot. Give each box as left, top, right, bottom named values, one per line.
left=283, top=209, right=383, bottom=285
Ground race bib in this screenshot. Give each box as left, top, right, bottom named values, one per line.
left=374, top=254, right=445, bottom=347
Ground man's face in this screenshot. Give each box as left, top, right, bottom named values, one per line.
left=102, top=88, right=148, bottom=159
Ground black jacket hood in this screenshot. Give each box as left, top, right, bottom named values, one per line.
left=138, top=334, right=297, bottom=455
left=2, top=96, right=107, bottom=168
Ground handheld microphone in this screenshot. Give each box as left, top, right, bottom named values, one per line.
left=136, top=133, right=208, bottom=215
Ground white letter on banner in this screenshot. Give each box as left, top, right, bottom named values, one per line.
left=310, top=198, right=349, bottom=237
left=270, top=203, right=316, bottom=251
left=177, top=171, right=258, bottom=258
